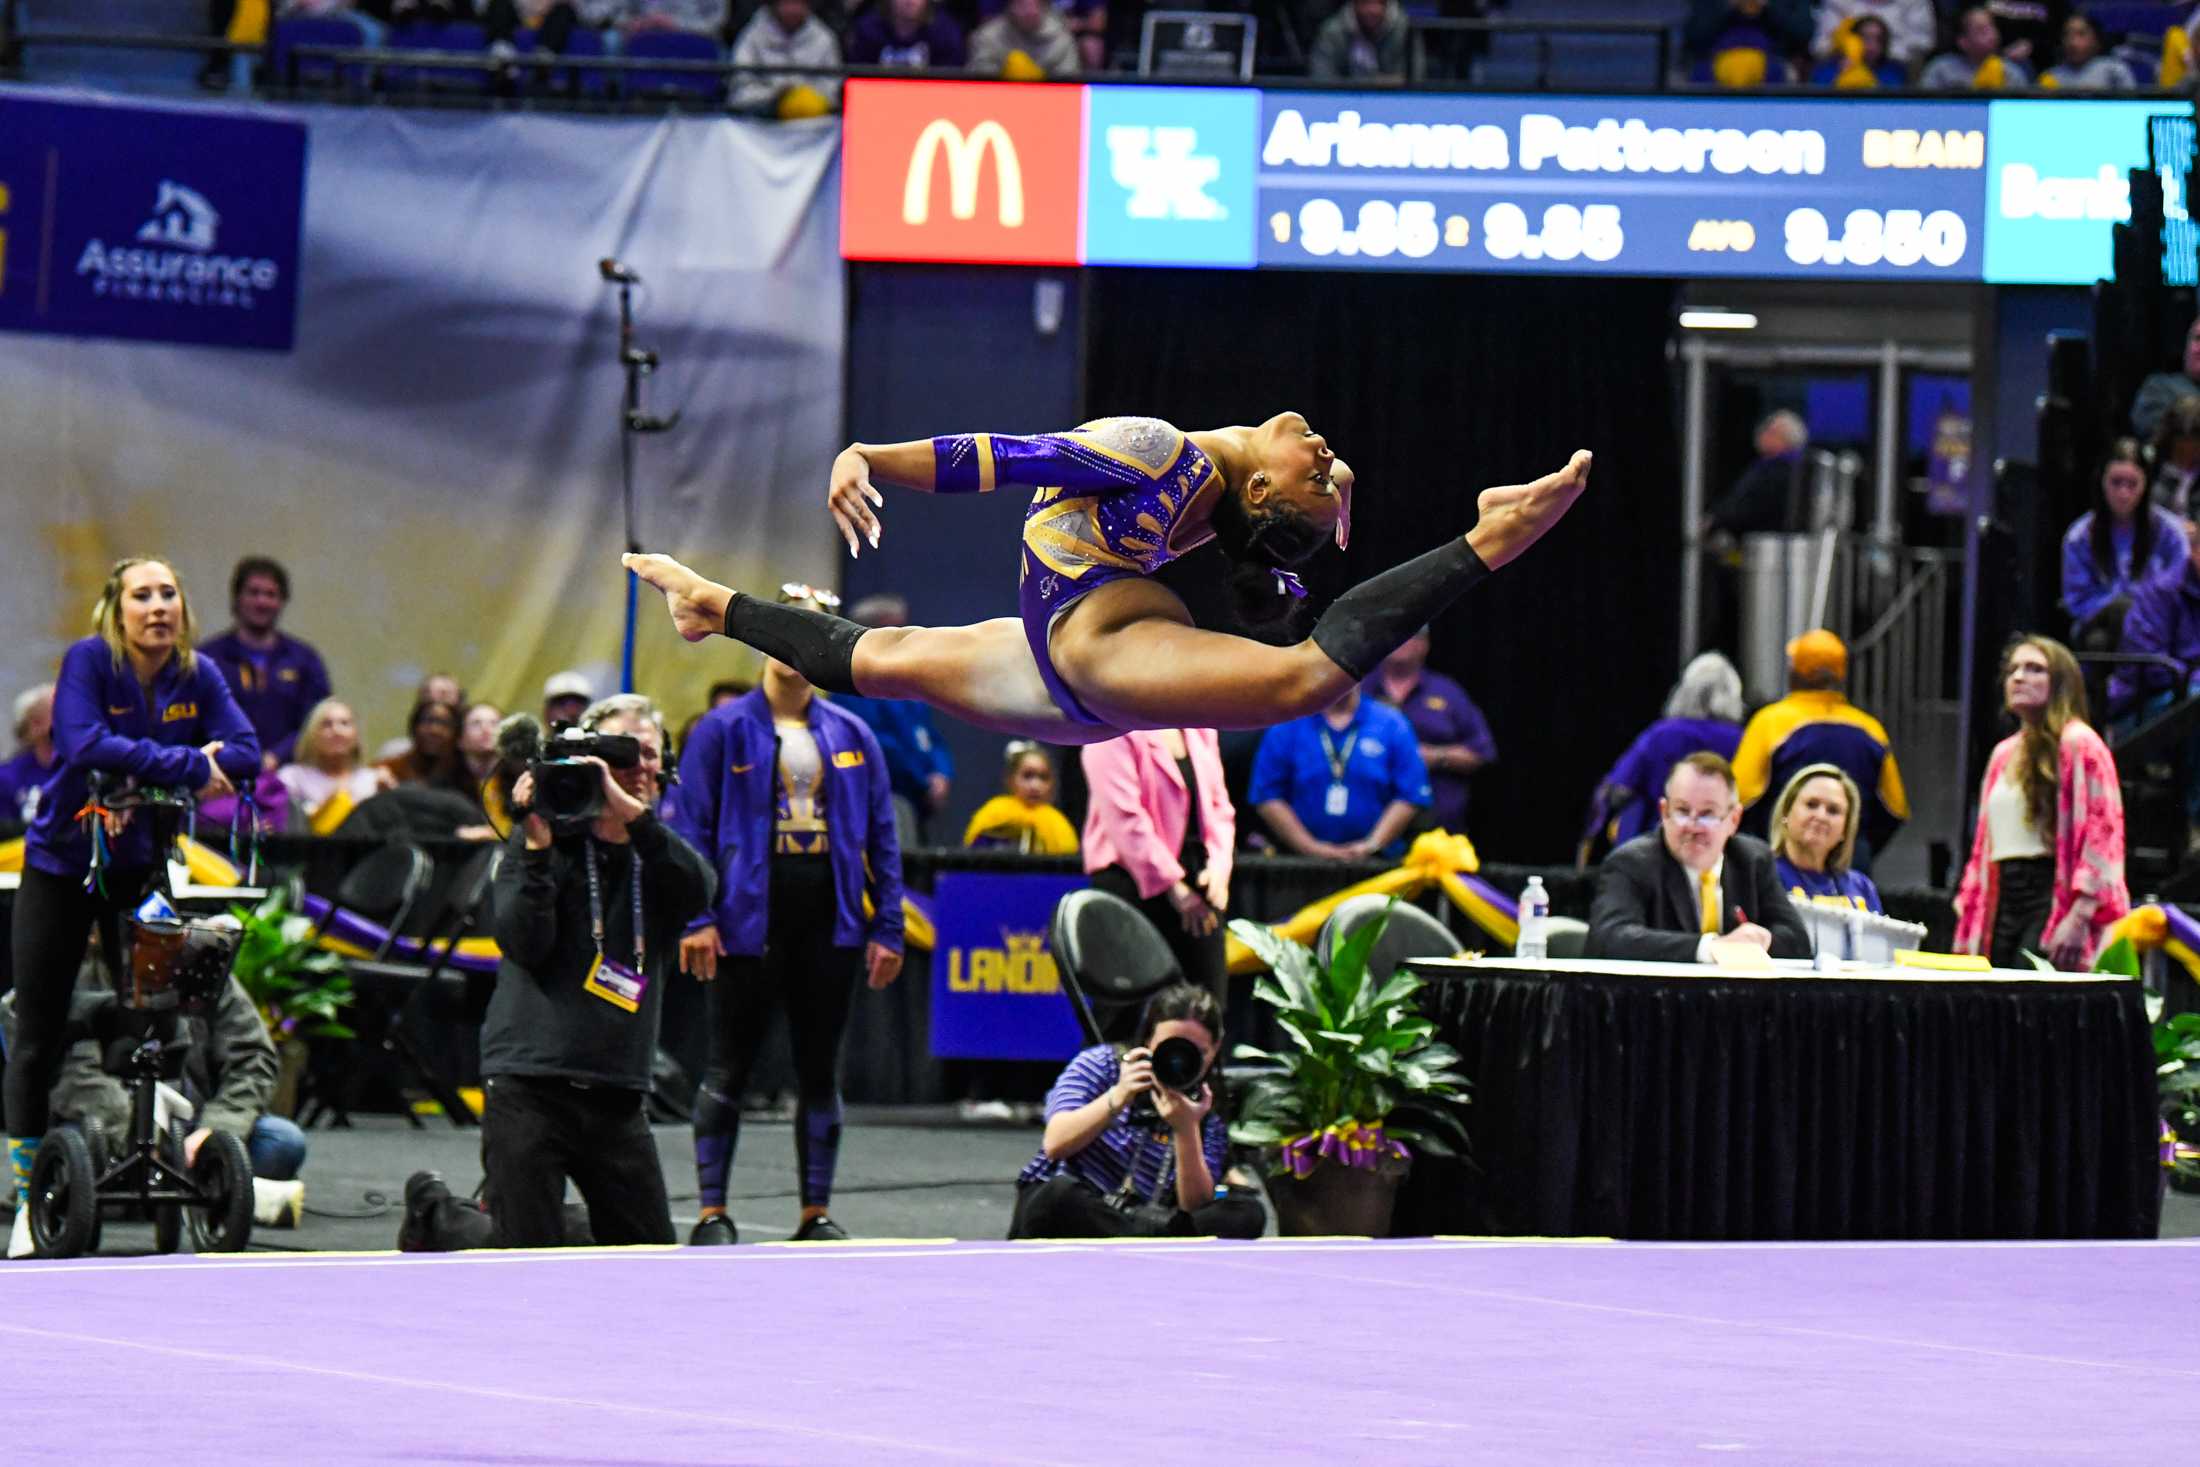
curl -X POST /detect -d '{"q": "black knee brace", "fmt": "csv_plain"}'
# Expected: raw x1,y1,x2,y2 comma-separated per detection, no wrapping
724,594,865,694
1309,538,1491,681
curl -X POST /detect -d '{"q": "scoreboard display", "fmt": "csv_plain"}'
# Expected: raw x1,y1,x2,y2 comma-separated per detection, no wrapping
1254,94,1990,280
842,79,2187,286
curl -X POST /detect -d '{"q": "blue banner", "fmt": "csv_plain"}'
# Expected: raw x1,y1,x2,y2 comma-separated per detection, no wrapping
929,871,1089,1062
0,93,307,350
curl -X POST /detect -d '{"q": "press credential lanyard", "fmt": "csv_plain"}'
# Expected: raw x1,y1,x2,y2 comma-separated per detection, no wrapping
583,841,646,971
1318,722,1357,818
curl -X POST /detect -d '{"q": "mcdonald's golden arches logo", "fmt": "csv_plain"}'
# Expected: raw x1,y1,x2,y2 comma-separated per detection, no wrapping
840,79,1081,266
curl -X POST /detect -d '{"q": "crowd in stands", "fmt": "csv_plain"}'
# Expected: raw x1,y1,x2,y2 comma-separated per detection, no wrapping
189,0,2200,103
1691,1,2197,91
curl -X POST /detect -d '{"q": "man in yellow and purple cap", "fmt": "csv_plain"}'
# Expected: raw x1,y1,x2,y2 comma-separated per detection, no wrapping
1732,629,1909,872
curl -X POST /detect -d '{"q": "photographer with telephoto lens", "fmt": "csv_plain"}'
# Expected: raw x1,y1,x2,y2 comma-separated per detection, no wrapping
1009,983,1264,1240
400,694,714,1251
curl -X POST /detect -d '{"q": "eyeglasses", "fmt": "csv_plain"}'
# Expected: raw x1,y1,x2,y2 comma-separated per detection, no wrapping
1665,806,1732,828
778,582,842,609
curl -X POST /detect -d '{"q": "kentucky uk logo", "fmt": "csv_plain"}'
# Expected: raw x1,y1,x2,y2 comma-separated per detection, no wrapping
74,179,281,310
1106,125,1226,222
945,929,1061,994
904,119,1023,227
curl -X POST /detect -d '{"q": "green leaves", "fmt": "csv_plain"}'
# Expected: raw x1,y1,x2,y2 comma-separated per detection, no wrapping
228,883,355,1042
1226,899,1471,1174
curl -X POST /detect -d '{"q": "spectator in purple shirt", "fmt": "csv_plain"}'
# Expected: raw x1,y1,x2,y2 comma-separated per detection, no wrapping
198,556,332,771
0,683,57,831
1010,984,1262,1239
1362,627,1494,836
2062,438,2188,649
1579,651,1747,864
847,0,966,67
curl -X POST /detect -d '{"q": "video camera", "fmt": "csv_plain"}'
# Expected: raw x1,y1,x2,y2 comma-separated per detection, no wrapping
499,715,642,831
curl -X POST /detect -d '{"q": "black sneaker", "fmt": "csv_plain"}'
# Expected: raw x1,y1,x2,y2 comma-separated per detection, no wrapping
792,1214,850,1242
398,1171,449,1253
688,1213,738,1246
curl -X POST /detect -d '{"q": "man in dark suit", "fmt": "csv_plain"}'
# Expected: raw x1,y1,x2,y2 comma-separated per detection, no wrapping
1586,750,1810,964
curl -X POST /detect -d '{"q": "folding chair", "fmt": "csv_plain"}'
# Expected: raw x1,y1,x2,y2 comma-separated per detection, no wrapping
1048,889,1183,1046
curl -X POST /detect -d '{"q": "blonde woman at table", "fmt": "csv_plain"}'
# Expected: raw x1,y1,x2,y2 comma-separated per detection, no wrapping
1954,636,2130,970
1770,764,1883,915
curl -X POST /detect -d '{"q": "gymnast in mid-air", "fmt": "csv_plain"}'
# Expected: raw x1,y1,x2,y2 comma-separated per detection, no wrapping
625,413,1591,744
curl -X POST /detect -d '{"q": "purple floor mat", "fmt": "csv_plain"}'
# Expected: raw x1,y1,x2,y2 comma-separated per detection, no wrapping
7,1237,2193,1465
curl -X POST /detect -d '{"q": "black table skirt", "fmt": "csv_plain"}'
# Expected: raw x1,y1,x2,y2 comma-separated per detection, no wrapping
1393,964,2163,1241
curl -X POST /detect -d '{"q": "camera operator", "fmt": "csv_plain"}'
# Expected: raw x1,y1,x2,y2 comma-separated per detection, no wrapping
1008,984,1264,1240
401,694,713,1250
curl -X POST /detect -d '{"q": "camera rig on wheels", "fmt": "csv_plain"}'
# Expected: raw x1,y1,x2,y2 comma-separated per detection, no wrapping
25,775,258,1258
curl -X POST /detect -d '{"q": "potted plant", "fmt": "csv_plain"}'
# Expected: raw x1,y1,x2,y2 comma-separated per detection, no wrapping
2154,996,2200,1194
1227,904,1471,1237
227,884,357,1118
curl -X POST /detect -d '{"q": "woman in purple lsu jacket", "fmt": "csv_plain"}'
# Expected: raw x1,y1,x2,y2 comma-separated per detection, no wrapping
7,559,258,1248
624,415,1590,743
669,590,904,1245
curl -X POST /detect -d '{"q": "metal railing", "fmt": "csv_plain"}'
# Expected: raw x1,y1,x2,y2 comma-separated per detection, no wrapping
1846,543,1960,785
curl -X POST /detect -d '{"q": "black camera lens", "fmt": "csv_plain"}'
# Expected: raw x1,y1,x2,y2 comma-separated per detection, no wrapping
1149,1036,1206,1095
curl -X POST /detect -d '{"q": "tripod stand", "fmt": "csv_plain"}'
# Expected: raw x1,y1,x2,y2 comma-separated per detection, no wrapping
602,257,680,694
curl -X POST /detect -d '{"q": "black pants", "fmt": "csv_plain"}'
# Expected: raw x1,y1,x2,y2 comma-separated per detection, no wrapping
695,855,861,1209
6,866,146,1139
1007,1174,1265,1240
1990,856,2057,970
1088,865,1227,1014
470,1074,672,1248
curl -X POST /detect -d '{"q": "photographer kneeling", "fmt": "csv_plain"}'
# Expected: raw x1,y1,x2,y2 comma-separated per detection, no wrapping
402,696,713,1250
1009,984,1264,1240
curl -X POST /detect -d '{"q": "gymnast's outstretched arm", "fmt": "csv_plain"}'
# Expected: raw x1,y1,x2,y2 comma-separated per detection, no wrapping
830,423,1189,555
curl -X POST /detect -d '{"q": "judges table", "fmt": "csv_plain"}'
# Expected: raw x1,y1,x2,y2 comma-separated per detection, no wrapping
1393,957,2163,1241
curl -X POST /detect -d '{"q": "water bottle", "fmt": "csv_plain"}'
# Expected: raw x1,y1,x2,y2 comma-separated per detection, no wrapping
1515,876,1550,962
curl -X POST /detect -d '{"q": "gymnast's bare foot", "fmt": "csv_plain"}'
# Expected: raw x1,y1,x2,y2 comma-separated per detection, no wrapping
1465,450,1593,570
623,552,731,643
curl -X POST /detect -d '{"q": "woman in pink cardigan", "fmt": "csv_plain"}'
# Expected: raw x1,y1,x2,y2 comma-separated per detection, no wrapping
1954,635,2130,969
1080,728,1236,1006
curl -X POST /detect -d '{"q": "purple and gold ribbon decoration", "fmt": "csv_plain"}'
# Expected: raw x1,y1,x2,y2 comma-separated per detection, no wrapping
1276,1118,1410,1180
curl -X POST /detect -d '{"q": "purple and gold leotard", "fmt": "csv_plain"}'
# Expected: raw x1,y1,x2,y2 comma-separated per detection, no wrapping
931,417,1218,725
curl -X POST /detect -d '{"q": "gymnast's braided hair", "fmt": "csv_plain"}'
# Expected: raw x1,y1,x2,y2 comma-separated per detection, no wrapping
1207,481,1330,637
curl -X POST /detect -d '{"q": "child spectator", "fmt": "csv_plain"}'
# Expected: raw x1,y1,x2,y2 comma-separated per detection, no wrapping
963,742,1079,855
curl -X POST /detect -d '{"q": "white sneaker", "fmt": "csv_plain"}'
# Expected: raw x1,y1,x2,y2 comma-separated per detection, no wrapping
252,1178,304,1228
7,1205,32,1259
958,1099,1014,1123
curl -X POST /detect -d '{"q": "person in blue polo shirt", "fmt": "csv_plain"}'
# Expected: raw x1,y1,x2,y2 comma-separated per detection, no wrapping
670,589,904,1246
197,555,332,769
7,557,259,1257
1250,684,1430,860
